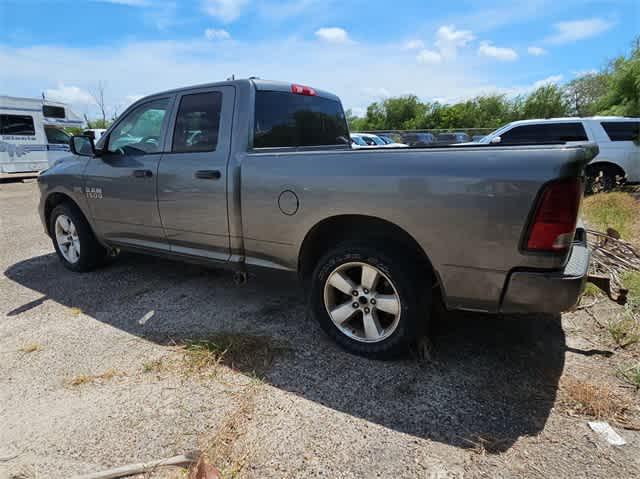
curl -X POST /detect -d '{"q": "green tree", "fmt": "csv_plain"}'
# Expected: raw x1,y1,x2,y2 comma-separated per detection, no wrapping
597,37,640,116
565,73,610,116
345,109,368,131
522,84,569,119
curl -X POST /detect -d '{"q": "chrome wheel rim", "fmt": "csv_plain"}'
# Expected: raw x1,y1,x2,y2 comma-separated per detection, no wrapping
54,215,80,264
323,261,401,343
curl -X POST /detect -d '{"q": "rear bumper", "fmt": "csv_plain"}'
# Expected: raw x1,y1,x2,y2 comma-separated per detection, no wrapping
499,242,590,314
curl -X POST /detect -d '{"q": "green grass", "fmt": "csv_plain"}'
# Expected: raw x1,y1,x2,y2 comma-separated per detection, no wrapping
617,363,640,389
582,283,603,298
181,333,286,378
608,312,640,348
623,271,640,311
582,192,639,242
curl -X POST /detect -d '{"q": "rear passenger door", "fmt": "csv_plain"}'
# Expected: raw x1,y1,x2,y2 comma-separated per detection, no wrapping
157,86,235,260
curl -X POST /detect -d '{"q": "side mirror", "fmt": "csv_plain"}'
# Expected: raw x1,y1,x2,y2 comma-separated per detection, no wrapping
69,135,95,157
490,136,502,144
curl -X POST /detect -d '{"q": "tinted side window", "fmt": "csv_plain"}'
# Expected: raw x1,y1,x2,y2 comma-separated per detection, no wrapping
172,92,222,153
42,105,66,119
553,123,588,141
500,123,587,144
254,91,349,148
108,99,168,155
601,122,640,141
0,114,36,136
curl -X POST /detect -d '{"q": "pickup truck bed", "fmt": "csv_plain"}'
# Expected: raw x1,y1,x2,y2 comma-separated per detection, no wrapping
37,78,595,358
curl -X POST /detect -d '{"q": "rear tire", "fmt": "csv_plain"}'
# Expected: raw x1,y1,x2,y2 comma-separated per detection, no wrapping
310,241,431,359
50,203,107,272
586,165,623,194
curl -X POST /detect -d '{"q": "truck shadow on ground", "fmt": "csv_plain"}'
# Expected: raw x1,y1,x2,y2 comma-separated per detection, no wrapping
5,252,577,453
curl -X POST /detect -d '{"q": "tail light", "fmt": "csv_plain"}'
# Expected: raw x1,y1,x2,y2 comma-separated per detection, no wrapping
525,177,583,253
291,84,317,96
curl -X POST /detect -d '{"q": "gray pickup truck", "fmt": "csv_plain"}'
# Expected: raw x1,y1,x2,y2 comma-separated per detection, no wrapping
38,79,595,358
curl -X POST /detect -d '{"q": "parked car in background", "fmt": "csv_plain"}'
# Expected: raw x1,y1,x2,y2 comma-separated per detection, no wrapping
83,129,107,143
40,79,597,359
350,133,378,148
471,135,486,142
478,117,640,191
400,132,436,147
0,95,83,174
351,132,408,148
354,133,386,146
435,132,471,145
378,134,409,148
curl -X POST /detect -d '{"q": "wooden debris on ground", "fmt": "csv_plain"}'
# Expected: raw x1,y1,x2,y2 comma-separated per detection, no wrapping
587,228,640,303
72,452,204,479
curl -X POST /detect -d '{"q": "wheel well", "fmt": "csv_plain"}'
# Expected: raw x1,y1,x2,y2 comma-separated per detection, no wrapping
298,214,439,288
586,161,626,179
44,193,80,235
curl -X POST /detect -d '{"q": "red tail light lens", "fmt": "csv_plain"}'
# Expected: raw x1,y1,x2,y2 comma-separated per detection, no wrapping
291,84,317,96
525,177,583,253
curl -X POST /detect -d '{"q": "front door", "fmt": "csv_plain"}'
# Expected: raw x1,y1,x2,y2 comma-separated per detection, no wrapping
84,97,172,250
157,87,234,260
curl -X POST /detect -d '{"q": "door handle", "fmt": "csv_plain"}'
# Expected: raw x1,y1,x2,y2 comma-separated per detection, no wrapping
195,170,221,180
133,169,153,178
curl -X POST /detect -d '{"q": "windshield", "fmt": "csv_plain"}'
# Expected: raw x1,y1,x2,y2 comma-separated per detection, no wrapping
478,127,502,144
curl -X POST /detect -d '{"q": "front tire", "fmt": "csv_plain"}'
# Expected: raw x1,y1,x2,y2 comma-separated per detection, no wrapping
310,242,430,359
50,203,107,272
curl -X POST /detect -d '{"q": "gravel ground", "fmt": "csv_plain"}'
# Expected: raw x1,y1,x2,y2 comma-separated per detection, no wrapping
1,181,639,478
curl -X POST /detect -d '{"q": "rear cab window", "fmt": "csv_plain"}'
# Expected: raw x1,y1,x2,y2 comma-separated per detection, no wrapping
601,122,640,142
253,89,350,149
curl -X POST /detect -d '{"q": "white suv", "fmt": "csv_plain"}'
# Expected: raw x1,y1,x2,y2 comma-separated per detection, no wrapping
479,117,640,190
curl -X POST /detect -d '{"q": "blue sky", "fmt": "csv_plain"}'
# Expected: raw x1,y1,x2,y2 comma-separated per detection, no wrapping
1,0,638,118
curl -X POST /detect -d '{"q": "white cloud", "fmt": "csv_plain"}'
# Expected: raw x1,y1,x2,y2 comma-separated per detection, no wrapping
572,68,598,77
125,94,145,104
416,49,442,64
202,0,249,23
546,18,614,44
531,74,563,89
478,41,518,61
144,2,178,30
527,46,546,56
315,27,350,44
362,87,390,98
403,39,425,50
45,84,94,105
0,37,509,118
435,25,474,59
204,28,231,40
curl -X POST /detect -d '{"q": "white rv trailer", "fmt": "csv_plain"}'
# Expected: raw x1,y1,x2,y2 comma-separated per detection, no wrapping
0,96,83,174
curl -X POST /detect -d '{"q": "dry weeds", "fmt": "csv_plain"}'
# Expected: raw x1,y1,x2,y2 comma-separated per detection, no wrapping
66,368,125,387
559,377,630,425
19,342,42,353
